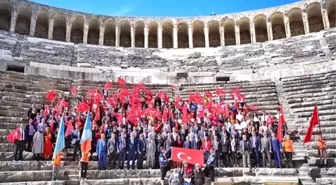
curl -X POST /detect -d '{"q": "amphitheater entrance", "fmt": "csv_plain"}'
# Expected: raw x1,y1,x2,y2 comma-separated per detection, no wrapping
0,0,12,31
254,14,268,42
326,0,335,28
307,2,324,33
70,15,84,43
15,5,32,35
271,12,286,40
87,17,100,45
239,18,251,45
135,21,144,48
53,13,66,41
223,19,236,46
35,9,49,39
120,20,131,47
162,21,173,48
288,8,305,37
148,22,157,48
209,20,220,47
177,22,188,48
192,21,205,48
103,19,115,46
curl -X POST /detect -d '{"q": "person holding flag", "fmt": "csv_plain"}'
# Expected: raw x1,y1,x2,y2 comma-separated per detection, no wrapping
159,147,170,185
317,133,328,168
205,148,216,184
80,112,92,180
52,116,65,181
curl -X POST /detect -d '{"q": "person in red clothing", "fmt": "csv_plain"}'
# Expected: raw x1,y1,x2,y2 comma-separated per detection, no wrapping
202,136,212,152
43,127,53,160
317,133,328,167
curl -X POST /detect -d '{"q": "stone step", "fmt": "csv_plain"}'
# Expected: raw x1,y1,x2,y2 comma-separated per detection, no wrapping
315,177,336,185
0,181,65,185
307,157,336,167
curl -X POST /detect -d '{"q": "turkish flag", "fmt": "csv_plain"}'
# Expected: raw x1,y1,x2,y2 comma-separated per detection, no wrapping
303,105,319,143
277,105,286,142
171,147,204,166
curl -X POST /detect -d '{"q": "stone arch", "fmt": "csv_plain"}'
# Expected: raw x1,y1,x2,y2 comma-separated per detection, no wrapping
223,19,235,46
326,0,336,28
53,13,66,41
307,2,324,32
288,8,305,36
239,17,251,45
192,20,205,48
148,22,158,48
270,12,286,40
254,14,268,42
162,20,173,48
88,17,100,45
15,4,32,35
35,9,49,38
103,19,115,46
177,21,188,48
208,20,220,47
135,21,144,47
70,15,85,43
119,20,131,47
0,0,12,31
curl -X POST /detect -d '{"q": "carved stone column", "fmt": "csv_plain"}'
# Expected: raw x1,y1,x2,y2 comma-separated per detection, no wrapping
235,22,240,45
83,21,89,44
267,18,273,41
29,11,37,36
66,21,71,42
173,24,178,48
188,24,193,48
284,14,291,38
10,10,17,32
99,25,105,46
144,24,149,48
204,25,209,48
130,25,135,47
322,9,330,29
115,25,120,47
48,18,54,39
158,24,163,48
220,25,225,46
250,20,256,43
302,11,309,34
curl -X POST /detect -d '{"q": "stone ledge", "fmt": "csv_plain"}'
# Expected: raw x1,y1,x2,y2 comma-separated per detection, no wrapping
0,181,65,185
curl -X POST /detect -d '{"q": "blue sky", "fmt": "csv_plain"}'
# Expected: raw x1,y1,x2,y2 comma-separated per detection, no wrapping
31,0,300,17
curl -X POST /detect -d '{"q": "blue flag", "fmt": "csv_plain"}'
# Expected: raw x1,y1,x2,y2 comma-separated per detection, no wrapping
52,116,65,161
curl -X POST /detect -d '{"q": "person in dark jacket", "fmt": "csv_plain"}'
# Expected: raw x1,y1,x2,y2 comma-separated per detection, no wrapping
192,163,205,185
137,133,146,169
205,148,216,184
159,147,170,185
127,133,138,169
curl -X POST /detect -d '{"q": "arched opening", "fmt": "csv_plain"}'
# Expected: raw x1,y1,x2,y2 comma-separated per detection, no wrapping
35,9,49,38
148,22,157,48
53,13,66,41
177,22,188,48
103,19,115,46
119,20,131,47
70,15,84,43
271,12,286,40
15,5,32,35
0,0,12,31
223,19,236,46
162,21,173,48
208,20,220,47
88,17,100,45
135,21,144,48
307,2,324,32
239,18,251,45
288,8,305,36
192,20,205,48
254,14,268,42
326,0,336,28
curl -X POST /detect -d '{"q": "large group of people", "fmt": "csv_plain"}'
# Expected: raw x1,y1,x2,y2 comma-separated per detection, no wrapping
9,80,328,184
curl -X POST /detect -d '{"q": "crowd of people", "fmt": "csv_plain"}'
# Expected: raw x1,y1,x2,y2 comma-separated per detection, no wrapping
9,80,329,185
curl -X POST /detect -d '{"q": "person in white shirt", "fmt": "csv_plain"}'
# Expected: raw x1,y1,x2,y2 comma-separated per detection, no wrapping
236,110,244,122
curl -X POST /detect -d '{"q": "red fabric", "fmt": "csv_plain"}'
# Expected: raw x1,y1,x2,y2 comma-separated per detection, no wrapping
171,147,204,166
205,91,213,99
248,105,259,111
77,102,90,112
43,133,53,157
117,77,126,87
45,89,57,102
7,128,18,144
104,82,113,89
43,105,50,117
303,105,319,143
215,88,225,97
201,140,212,151
266,114,274,125
170,85,176,89
277,105,286,142
70,87,78,95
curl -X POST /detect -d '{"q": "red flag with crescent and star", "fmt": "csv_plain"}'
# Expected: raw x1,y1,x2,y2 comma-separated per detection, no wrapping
171,147,204,166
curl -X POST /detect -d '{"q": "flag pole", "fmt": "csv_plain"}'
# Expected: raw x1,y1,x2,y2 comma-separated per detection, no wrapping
316,104,322,137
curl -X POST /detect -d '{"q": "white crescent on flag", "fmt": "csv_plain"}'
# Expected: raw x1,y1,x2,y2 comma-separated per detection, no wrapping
177,152,192,161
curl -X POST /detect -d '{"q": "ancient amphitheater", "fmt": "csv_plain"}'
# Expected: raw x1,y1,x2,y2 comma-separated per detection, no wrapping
0,0,335,184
